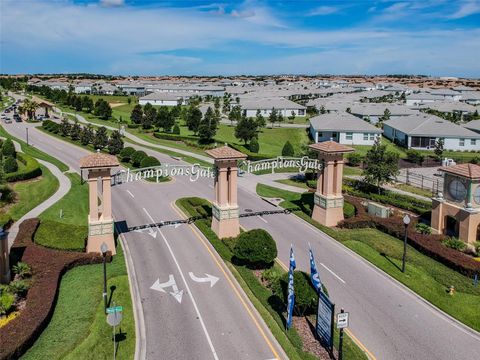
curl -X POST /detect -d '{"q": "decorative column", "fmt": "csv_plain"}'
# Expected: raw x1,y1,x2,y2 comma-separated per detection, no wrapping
0,228,10,284
80,152,119,255
309,141,354,227
206,146,247,238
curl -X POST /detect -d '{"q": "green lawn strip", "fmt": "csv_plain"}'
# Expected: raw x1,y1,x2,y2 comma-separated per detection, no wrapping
343,166,363,177
21,246,134,360
34,173,88,250
6,164,59,221
256,184,480,331
176,198,366,360
275,178,310,189
393,183,433,198
0,125,69,172
352,137,408,158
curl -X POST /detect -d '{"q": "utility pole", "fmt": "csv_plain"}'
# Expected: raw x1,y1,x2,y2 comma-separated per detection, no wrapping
26,127,29,146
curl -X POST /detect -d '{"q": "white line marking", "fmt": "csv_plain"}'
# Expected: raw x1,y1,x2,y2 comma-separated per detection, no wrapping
320,263,346,284
126,190,135,198
208,184,214,189
257,215,268,223
143,208,219,360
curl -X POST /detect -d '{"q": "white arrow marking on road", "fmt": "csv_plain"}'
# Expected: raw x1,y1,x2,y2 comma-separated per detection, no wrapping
150,274,184,303
133,227,157,238
188,272,220,288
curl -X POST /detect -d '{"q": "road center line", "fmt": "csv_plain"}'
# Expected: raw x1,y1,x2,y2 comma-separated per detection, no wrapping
257,215,268,223
143,207,219,360
126,190,135,198
320,263,346,284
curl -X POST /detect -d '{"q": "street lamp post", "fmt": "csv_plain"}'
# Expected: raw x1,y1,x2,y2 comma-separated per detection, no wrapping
26,128,29,146
101,242,108,313
402,215,411,273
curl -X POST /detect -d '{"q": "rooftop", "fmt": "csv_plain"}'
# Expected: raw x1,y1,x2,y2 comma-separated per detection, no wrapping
440,163,480,179
309,141,354,154
309,112,382,133
79,152,120,169
205,146,247,160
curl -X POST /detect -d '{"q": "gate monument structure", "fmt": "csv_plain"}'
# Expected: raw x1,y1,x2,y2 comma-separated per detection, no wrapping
206,146,247,238
309,141,354,227
80,151,119,255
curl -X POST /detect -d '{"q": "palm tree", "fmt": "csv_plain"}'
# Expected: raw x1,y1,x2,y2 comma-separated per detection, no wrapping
22,99,39,120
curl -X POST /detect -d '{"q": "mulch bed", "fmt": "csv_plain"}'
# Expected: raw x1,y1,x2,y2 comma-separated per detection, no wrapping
0,218,107,360
293,316,336,360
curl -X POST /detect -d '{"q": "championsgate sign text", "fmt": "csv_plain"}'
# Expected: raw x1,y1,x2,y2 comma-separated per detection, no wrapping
241,157,323,174
118,164,216,183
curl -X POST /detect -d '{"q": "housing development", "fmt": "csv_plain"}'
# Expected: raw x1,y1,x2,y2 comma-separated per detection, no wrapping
1,1,480,360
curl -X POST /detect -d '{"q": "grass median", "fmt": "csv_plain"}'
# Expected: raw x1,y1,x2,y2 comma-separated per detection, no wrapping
256,183,480,332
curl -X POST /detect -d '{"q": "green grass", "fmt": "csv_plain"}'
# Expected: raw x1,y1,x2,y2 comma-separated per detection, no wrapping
275,178,310,189
255,184,480,331
352,136,408,158
176,197,367,360
393,183,433,198
3,164,59,221
0,125,69,172
34,173,88,250
343,166,363,177
21,246,134,360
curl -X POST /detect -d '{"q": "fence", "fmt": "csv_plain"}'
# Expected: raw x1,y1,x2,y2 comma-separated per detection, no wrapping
394,169,443,196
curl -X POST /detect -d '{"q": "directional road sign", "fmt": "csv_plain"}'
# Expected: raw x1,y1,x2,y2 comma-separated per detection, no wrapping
106,306,123,314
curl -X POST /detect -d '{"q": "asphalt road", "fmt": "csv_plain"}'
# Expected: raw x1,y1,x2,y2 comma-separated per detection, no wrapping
4,112,480,359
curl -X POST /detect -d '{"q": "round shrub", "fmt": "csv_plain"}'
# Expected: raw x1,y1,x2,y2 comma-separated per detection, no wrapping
3,156,18,173
249,138,259,153
140,156,161,168
172,124,180,134
233,229,277,267
347,153,363,167
0,292,15,315
281,141,294,157
119,146,135,162
271,270,319,315
2,139,16,158
131,150,147,167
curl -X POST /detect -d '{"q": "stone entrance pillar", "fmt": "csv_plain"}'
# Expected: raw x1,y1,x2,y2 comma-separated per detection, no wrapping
0,229,10,284
206,146,247,238
80,151,119,255
309,141,354,227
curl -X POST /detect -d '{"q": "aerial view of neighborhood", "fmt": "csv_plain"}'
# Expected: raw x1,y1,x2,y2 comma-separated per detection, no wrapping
1,0,479,359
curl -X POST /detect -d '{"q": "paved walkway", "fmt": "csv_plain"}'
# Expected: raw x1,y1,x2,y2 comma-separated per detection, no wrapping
5,139,72,248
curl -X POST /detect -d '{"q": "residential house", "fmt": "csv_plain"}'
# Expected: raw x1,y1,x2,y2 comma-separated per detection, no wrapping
240,97,306,117
350,104,417,124
139,92,189,106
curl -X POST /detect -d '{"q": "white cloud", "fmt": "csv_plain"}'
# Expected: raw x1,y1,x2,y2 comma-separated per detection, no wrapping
448,0,480,19
308,6,340,16
99,0,125,7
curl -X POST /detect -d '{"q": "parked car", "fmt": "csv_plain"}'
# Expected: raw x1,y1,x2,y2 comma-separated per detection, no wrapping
4,118,12,124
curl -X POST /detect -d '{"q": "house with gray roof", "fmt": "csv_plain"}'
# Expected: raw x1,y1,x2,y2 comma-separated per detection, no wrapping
350,104,417,124
461,92,480,105
239,97,306,117
309,112,382,145
406,93,445,106
383,114,480,151
139,92,191,106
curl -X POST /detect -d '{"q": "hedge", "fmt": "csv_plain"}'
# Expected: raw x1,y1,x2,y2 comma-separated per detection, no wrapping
0,219,105,360
228,143,277,161
153,132,198,142
339,195,480,277
5,153,42,182
131,150,147,167
140,156,161,168
233,229,277,267
3,156,18,173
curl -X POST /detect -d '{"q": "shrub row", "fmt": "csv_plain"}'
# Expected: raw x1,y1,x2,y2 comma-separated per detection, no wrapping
339,195,480,277
0,219,105,360
228,143,277,161
5,153,42,182
343,179,431,214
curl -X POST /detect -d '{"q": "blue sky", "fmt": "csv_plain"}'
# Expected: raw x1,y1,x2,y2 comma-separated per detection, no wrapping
1,0,480,77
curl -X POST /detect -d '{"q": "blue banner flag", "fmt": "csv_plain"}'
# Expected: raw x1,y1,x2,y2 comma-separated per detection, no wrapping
309,246,322,293
286,245,296,330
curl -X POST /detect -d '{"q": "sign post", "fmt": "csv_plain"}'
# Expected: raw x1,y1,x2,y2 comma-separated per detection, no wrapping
336,308,349,360
316,291,335,353
106,302,123,360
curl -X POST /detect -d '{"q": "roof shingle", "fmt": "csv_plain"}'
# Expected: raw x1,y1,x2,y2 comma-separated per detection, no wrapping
205,146,247,160
79,152,120,169
440,163,480,179
309,141,354,154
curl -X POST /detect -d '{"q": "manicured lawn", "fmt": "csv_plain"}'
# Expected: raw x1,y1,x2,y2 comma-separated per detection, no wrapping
6,164,59,221
343,165,363,177
352,136,408,158
21,246,134,360
256,184,480,331
34,173,88,250
393,183,433,198
275,178,310,189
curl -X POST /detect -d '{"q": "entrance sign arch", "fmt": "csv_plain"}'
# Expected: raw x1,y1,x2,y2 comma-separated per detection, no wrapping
309,141,354,227
80,152,119,255
205,146,247,239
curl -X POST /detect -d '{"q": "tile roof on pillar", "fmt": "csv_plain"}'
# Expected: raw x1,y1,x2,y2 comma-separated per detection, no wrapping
440,163,480,179
79,151,120,169
309,141,354,154
205,146,247,160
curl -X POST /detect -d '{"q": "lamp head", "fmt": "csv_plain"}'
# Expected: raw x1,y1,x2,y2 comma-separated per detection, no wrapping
100,242,108,254
403,214,411,225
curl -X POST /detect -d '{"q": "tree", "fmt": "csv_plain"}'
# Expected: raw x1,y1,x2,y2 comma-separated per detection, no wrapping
130,104,143,124
1,139,16,158
60,117,71,137
214,97,221,112
288,110,296,123
255,109,266,129
268,107,278,127
228,105,242,126
320,105,326,114
93,126,109,150
108,130,124,155
249,137,259,153
186,105,202,135
70,121,81,141
143,106,156,129
155,107,174,132
94,99,112,119
131,150,147,167
80,124,94,146
119,146,135,162
282,141,294,157
379,108,391,123
4,156,18,173
74,96,83,112
140,156,161,168
82,96,94,113
233,229,277,268
234,115,258,144
346,107,351,113
363,138,399,191
127,97,132,105
198,107,217,144
434,138,444,161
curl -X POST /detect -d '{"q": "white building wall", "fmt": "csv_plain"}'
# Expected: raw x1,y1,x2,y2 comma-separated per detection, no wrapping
139,99,179,106
312,130,379,145
406,99,435,106
244,108,306,118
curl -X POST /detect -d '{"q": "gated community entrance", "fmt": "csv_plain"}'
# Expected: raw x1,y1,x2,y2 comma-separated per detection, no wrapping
78,141,354,254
